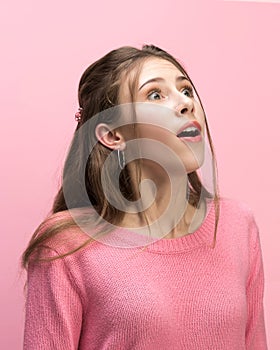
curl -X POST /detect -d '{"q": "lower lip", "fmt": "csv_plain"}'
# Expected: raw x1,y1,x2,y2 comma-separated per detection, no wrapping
178,134,202,143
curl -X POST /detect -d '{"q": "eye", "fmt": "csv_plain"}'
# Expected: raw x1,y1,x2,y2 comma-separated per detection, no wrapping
181,86,194,98
147,89,162,101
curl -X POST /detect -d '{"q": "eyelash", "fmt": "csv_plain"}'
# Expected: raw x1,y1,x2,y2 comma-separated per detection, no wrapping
147,89,162,100
147,86,194,100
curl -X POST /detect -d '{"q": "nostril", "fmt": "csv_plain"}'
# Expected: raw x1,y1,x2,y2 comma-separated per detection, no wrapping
180,108,188,114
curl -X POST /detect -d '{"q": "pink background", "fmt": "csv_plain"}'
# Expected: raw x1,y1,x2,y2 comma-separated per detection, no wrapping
0,0,279,348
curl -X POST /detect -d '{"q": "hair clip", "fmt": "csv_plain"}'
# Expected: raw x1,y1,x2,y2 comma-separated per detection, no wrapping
75,107,83,122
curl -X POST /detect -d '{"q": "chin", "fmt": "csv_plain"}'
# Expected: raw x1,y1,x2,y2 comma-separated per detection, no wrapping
185,164,201,174
183,149,205,174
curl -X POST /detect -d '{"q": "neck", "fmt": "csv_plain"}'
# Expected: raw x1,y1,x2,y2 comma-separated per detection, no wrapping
120,164,206,239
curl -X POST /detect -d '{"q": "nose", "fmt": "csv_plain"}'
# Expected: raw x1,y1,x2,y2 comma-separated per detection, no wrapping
175,96,194,116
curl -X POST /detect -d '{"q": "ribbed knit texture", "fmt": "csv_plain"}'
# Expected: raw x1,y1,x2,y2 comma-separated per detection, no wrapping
23,197,268,349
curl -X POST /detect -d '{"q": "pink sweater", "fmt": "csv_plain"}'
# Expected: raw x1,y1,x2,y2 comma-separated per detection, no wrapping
23,198,268,349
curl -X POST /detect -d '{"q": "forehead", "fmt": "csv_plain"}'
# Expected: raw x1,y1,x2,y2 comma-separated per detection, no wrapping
137,58,184,85
118,57,185,103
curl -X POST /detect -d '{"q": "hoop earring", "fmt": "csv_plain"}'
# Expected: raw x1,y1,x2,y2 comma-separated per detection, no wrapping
117,149,126,170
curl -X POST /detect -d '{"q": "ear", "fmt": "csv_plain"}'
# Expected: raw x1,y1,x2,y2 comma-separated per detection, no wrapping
95,123,126,151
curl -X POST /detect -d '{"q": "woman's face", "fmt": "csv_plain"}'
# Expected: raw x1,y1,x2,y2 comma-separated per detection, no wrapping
119,57,206,174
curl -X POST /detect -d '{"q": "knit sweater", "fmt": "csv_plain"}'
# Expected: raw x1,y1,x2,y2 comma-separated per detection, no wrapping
23,197,268,349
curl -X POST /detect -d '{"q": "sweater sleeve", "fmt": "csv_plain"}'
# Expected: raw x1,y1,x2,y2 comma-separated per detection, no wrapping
23,249,83,350
245,214,268,350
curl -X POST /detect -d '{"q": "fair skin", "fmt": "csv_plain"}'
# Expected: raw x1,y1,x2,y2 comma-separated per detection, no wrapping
96,58,207,238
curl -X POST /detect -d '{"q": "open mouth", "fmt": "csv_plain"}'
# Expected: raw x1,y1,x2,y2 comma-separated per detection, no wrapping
177,126,200,138
176,121,202,142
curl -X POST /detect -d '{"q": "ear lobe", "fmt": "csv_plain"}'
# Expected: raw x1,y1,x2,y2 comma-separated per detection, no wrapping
95,123,126,150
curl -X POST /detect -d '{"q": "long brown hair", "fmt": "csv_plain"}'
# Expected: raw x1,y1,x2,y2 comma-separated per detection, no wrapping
21,44,220,271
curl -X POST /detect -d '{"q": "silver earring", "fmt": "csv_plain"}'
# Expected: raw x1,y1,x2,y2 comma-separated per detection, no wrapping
117,149,126,170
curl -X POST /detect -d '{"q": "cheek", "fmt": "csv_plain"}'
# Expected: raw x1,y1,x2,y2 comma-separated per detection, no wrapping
137,125,172,142
196,102,205,120
196,107,206,135
137,125,190,159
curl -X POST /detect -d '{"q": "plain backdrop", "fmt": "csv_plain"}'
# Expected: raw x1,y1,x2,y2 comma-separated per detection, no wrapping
0,0,279,348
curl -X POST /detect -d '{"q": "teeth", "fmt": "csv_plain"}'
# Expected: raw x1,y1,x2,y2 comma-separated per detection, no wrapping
183,126,197,132
177,125,200,138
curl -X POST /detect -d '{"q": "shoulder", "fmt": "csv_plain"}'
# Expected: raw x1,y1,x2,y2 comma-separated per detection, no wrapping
218,196,255,221
217,196,260,245
33,208,96,260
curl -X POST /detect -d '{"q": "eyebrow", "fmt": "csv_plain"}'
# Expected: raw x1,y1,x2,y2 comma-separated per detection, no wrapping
138,75,189,91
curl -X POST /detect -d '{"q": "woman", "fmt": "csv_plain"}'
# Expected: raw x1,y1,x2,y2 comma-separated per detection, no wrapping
21,45,268,349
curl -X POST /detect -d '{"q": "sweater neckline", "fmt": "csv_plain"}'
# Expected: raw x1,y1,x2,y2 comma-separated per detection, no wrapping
143,199,216,253
99,199,217,253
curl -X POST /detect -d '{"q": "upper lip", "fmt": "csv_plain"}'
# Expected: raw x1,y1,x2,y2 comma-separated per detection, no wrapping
176,120,201,136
